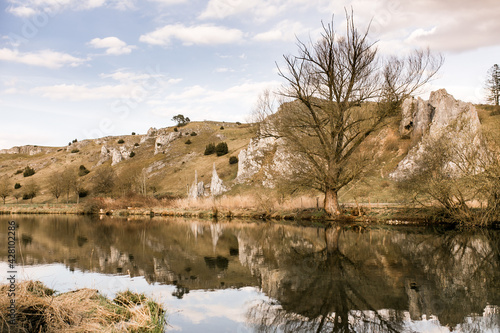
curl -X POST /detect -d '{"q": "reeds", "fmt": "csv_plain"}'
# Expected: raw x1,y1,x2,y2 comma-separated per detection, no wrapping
0,280,165,332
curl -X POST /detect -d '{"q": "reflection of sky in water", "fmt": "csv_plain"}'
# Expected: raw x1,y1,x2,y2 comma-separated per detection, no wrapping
1,262,497,333
0,263,262,332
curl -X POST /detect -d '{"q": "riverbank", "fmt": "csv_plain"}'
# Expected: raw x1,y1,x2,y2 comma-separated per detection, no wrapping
1,201,494,227
0,280,165,332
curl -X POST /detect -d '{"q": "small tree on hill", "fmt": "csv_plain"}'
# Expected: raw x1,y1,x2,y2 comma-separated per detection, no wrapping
48,172,63,203
485,64,500,106
23,180,39,203
215,142,228,156
23,166,35,177
204,143,216,155
0,176,11,204
172,114,190,127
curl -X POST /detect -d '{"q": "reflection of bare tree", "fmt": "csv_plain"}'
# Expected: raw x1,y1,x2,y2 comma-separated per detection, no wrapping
247,226,407,333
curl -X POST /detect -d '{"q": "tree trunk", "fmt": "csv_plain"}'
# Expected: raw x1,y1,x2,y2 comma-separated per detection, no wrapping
325,225,341,254
324,188,341,215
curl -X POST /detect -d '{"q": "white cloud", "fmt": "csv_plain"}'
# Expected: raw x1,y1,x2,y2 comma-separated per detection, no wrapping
214,67,235,73
253,20,305,42
147,0,187,4
6,0,132,17
31,83,136,100
0,48,87,68
89,37,136,55
6,5,37,17
139,24,244,46
198,0,287,21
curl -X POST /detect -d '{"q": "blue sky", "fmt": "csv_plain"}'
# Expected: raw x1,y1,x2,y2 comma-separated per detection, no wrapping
1,0,499,149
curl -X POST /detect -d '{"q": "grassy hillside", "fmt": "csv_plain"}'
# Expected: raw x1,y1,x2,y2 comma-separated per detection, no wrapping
0,106,498,207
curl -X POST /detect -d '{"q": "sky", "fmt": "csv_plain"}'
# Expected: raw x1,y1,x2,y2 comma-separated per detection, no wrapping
0,0,499,149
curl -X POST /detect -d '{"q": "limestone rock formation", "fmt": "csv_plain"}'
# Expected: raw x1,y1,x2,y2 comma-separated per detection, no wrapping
210,163,228,196
236,136,278,183
0,145,53,155
140,127,157,144
154,131,181,155
188,171,205,199
391,89,485,180
98,145,133,166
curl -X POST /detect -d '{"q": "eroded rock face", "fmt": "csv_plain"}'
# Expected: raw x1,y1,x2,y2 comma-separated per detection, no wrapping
98,145,133,166
140,127,158,144
391,89,485,180
210,163,228,196
0,145,52,155
236,136,278,183
154,131,181,155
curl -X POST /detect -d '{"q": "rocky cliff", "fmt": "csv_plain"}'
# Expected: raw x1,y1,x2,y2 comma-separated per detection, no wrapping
390,89,485,180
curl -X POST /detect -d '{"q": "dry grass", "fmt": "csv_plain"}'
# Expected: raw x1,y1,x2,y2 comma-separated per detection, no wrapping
0,280,165,333
171,194,321,212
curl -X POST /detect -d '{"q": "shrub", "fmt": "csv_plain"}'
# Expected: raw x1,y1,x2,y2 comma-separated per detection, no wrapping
185,139,192,145
156,143,161,147
220,126,224,130
204,143,216,155
78,165,90,176
71,149,80,153
22,194,30,200
117,139,125,144
23,166,35,177
229,156,238,164
173,127,178,132
134,143,139,147
131,132,136,135
190,132,197,136
129,151,136,158
14,170,22,175
216,142,228,156
14,183,21,189
72,139,78,143
236,122,241,125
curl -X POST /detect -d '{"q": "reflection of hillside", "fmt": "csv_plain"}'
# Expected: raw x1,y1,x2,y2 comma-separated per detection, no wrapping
0,216,498,331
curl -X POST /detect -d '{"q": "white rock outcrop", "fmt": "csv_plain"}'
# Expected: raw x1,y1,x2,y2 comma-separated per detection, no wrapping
390,89,485,180
236,136,278,183
154,132,181,155
210,163,228,196
0,145,53,155
98,145,133,166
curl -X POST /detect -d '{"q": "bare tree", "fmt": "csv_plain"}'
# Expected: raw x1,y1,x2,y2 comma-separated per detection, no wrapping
48,172,63,203
485,64,500,106
61,168,76,203
24,179,39,203
0,176,11,204
259,12,442,215
92,165,116,195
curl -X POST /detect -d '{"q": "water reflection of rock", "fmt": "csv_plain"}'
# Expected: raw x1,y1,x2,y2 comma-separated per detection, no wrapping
1,216,498,331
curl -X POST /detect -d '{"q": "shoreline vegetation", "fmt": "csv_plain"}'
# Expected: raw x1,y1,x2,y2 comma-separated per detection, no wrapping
0,195,498,228
0,280,165,333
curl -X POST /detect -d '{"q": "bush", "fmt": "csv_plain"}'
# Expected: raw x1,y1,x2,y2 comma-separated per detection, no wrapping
229,156,238,164
23,166,35,177
14,170,22,175
190,132,197,136
14,183,21,189
129,151,136,157
216,142,228,156
185,140,192,145
157,143,161,147
204,143,216,155
173,127,178,132
117,139,125,144
131,132,136,135
78,165,90,176
236,122,241,125
134,143,139,147
22,194,30,200
72,139,78,143
220,126,224,130
71,149,80,153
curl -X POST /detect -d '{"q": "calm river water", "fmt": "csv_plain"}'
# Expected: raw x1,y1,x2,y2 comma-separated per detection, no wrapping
0,215,499,332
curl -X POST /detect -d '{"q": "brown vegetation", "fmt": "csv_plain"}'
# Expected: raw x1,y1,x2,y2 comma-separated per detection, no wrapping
0,280,165,333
